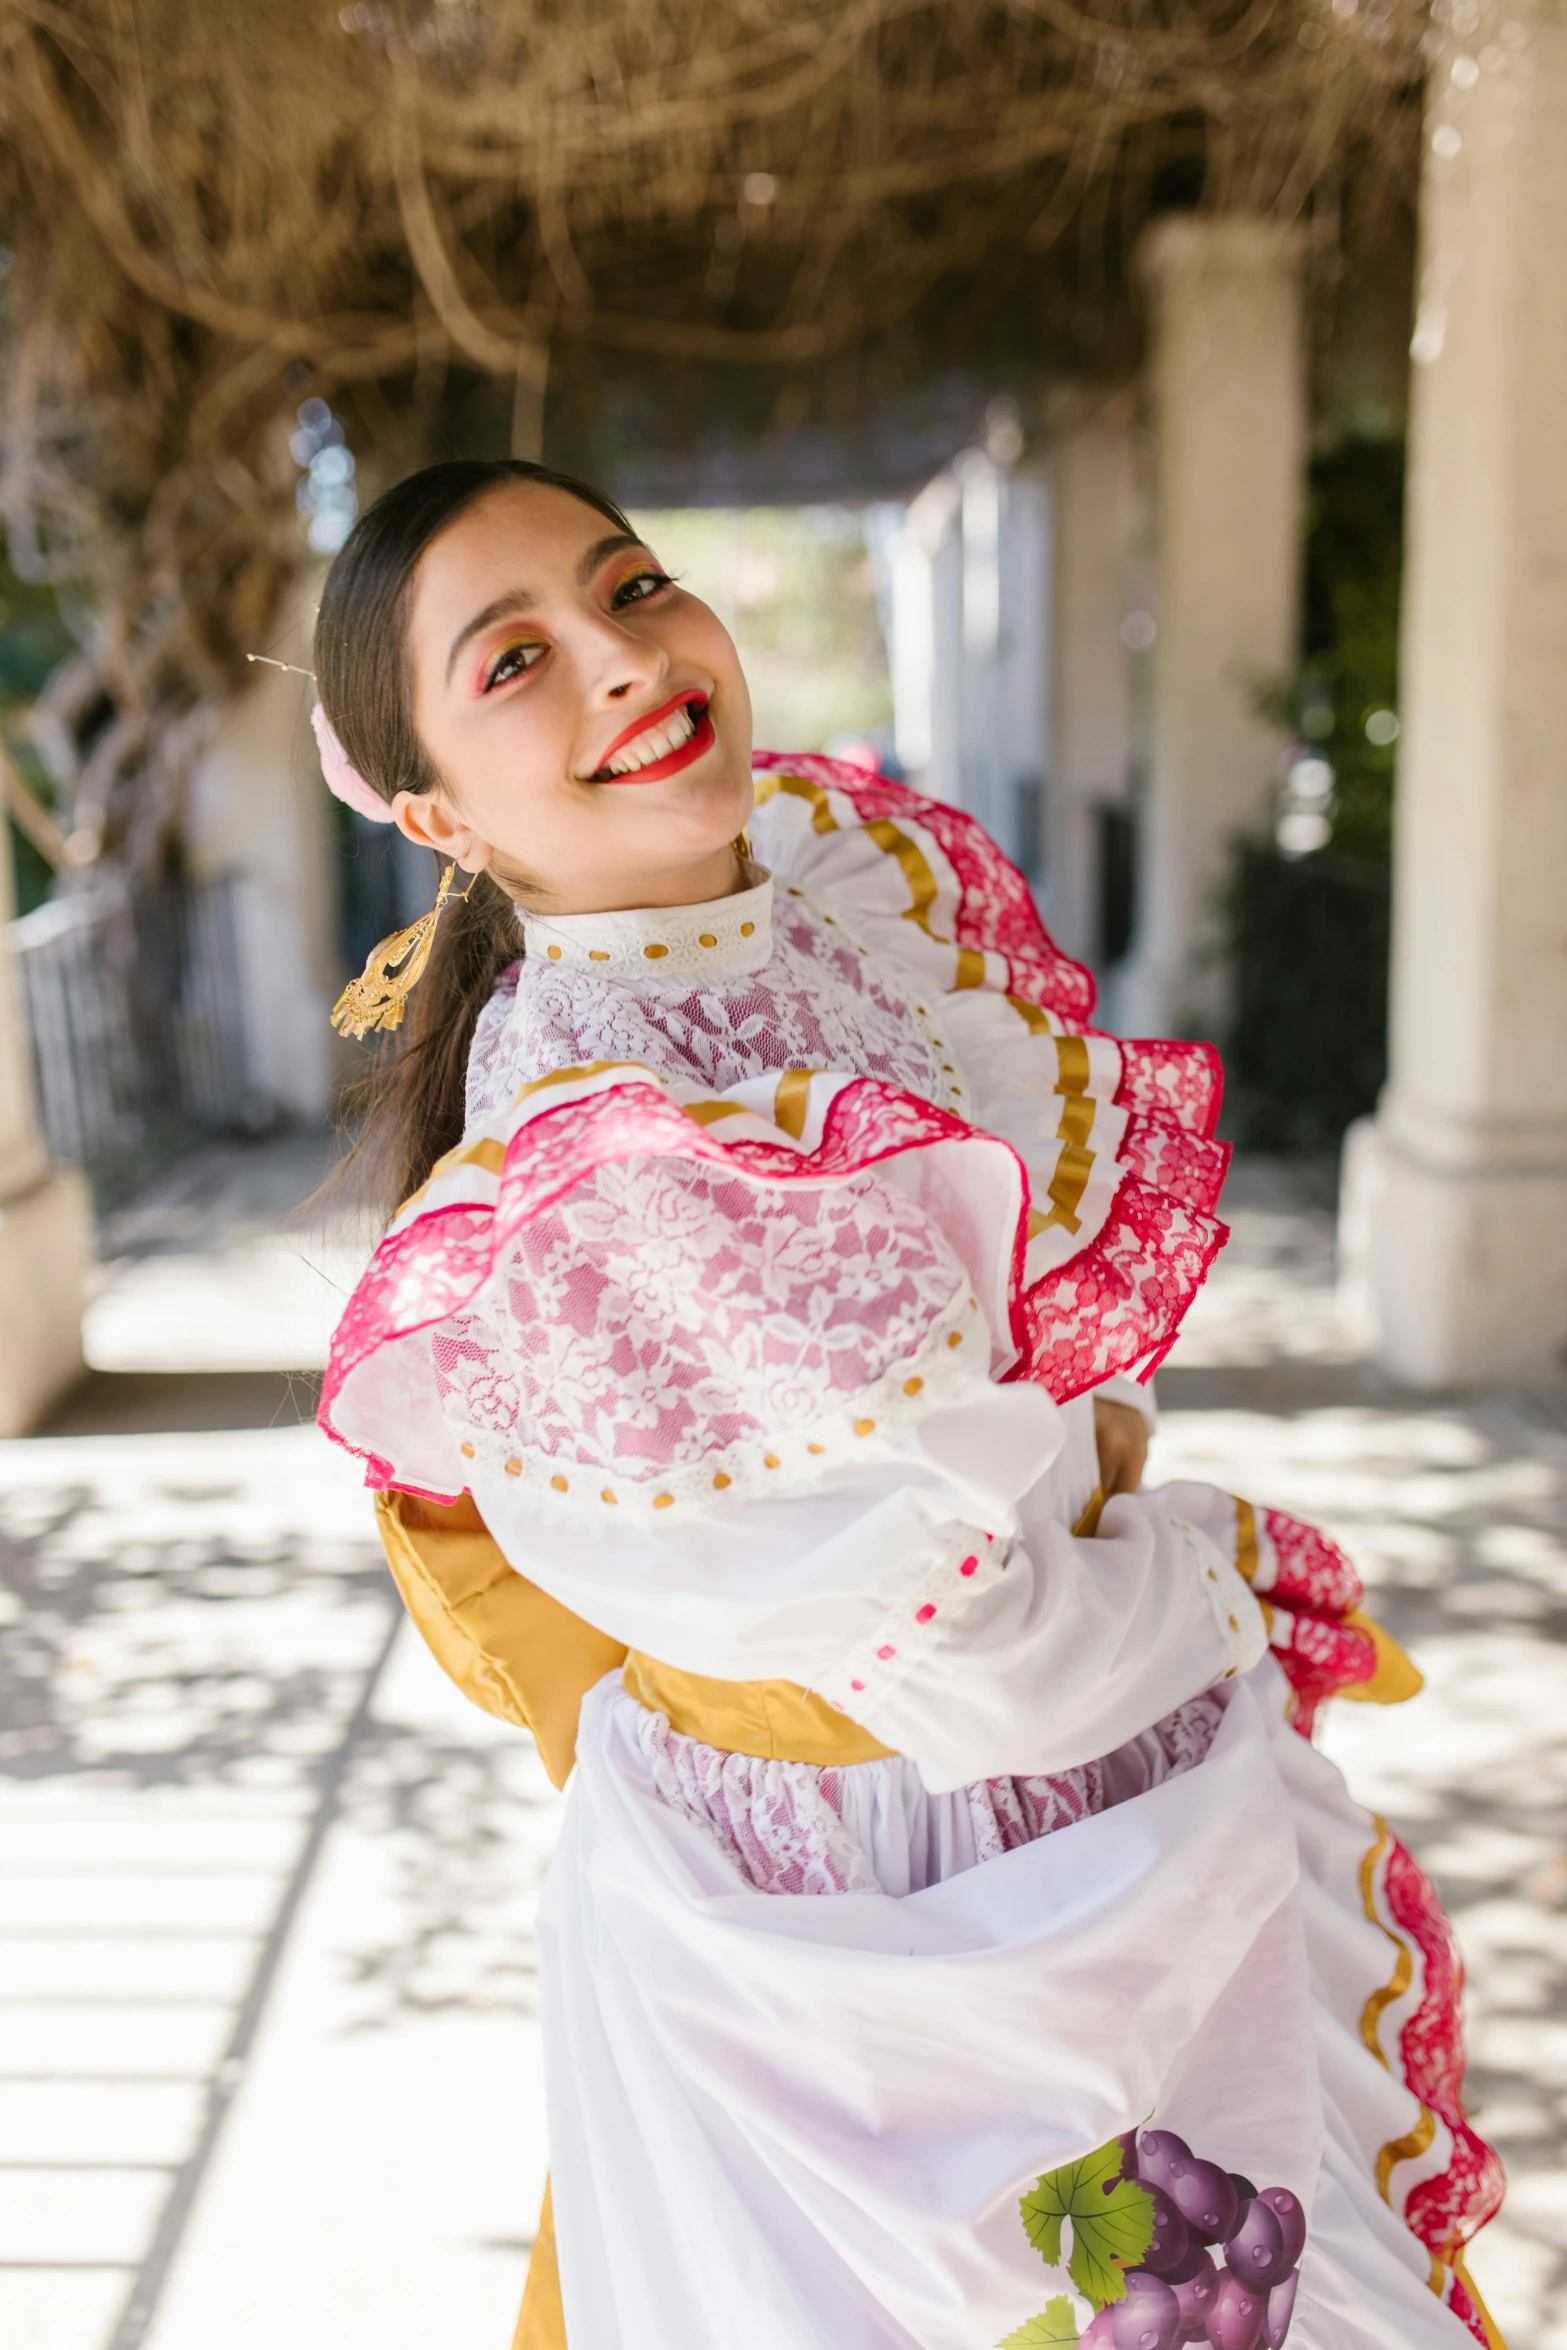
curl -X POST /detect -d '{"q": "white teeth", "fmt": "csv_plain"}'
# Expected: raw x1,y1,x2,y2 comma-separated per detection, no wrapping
603,702,697,777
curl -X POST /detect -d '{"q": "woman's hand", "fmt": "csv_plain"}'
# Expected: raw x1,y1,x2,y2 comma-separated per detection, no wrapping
1093,1397,1149,1501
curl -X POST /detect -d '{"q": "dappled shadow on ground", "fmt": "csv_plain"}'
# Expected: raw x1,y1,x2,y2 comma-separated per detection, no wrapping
0,1467,385,1790
334,1721,552,2028
0,1434,556,2031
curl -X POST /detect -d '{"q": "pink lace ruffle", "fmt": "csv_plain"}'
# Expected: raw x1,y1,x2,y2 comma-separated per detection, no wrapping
1256,1507,1392,1741
321,1070,1229,1492
633,1692,1227,1899
1263,1507,1363,1615
1111,1032,1225,1137
752,751,1098,1024
1374,1835,1506,2345
321,753,1234,1493
1014,1173,1229,1399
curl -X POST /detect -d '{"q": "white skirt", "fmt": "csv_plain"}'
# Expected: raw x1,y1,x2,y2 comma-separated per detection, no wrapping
537,1662,1479,2350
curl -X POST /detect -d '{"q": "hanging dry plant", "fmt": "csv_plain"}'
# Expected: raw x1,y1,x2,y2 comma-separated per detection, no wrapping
0,0,1427,872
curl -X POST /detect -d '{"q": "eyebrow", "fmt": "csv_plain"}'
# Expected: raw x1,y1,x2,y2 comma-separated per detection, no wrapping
443,532,650,686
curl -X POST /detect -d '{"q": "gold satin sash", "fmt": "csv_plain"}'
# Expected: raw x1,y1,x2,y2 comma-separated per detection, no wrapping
621,1652,896,1765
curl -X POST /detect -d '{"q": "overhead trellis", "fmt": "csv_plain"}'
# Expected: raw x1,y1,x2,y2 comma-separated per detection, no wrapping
0,0,1428,870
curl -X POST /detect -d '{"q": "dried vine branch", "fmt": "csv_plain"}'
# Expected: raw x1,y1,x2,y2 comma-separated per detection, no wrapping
0,0,1428,872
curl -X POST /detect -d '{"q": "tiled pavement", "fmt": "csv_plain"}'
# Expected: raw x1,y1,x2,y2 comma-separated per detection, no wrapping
0,1142,1561,2346
0,1424,559,2350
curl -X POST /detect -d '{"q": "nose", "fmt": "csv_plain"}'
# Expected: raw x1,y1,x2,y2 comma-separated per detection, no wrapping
578,605,668,707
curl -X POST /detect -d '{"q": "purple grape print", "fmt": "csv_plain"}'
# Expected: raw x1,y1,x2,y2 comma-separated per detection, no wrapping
1263,2268,1299,2349
1253,2188,1306,2272
1171,2256,1219,2343
1166,2158,1239,2247
1108,2272,1182,2350
1135,2131,1192,2196
1139,2190,1193,2278
1011,2130,1307,2350
1204,2266,1265,2350
1222,2197,1289,2291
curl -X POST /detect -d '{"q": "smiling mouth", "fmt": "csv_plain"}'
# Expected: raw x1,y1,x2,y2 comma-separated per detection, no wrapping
588,693,713,784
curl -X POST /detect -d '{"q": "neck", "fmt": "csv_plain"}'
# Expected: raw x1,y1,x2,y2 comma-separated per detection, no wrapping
508,841,745,917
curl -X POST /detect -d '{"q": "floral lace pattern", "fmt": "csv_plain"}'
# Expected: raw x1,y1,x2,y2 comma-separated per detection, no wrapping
1375,1834,1506,2309
322,750,1235,1494
1110,1033,1225,1136
1259,1507,1363,1614
632,1689,1226,1897
1251,1507,1380,1740
635,1720,883,1897
430,1161,984,1507
1116,1113,1230,1214
466,888,946,1135
1016,1176,1228,1396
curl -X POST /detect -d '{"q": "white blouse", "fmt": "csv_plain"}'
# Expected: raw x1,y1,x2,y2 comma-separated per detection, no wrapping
322,757,1263,1790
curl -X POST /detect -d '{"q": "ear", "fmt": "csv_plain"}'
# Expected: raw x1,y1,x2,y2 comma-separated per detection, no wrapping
390,787,492,875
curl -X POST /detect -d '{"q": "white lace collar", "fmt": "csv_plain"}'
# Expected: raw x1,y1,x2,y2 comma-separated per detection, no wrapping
515,862,773,979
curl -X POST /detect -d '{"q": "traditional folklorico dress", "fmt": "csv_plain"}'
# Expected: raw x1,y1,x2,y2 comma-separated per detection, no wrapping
320,755,1506,2350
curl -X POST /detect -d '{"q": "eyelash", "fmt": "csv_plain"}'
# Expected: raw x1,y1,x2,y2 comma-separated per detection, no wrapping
480,568,673,692
612,566,674,608
483,641,545,693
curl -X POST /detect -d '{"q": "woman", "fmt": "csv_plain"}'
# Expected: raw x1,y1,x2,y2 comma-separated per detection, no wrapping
314,459,1504,2350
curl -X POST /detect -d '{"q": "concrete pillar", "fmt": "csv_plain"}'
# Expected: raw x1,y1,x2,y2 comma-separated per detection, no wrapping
185,582,345,1123
1345,10,1567,1386
0,837,90,1431
1044,394,1138,970
1118,217,1306,1037
883,472,963,803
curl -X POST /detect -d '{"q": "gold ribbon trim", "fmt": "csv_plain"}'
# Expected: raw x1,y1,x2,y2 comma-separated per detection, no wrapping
772,1067,816,1139
754,770,970,964
1357,1815,1446,2233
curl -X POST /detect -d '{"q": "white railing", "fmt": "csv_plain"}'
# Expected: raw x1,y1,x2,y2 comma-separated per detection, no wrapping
8,872,256,1197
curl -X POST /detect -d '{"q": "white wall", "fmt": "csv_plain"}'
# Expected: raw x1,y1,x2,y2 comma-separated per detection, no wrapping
184,585,345,1124
878,442,1051,882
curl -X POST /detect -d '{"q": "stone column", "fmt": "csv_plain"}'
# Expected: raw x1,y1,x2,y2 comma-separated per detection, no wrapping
0,840,90,1432
185,579,345,1123
1044,393,1138,970
1117,217,1306,1037
1345,9,1567,1384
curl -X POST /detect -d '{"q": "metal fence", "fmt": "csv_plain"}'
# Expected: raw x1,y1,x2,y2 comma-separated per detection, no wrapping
8,872,257,1202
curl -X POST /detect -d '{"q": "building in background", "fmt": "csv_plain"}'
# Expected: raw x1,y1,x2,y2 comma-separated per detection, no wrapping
872,410,1052,893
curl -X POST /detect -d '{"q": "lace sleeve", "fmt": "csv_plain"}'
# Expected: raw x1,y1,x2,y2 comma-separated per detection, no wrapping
431,1150,989,1519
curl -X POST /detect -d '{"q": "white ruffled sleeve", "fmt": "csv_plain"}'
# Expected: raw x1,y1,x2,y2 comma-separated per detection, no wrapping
321,1056,1263,1786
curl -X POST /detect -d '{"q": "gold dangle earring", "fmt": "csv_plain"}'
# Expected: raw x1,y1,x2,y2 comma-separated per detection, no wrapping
331,863,476,1040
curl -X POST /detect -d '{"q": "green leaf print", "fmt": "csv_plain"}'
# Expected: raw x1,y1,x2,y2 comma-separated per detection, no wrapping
997,2296,1081,2347
1018,2138,1155,2311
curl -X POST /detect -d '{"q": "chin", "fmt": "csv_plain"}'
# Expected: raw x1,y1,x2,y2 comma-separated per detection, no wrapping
642,760,751,838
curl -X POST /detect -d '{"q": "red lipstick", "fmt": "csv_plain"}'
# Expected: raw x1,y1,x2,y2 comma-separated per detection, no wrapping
589,693,714,785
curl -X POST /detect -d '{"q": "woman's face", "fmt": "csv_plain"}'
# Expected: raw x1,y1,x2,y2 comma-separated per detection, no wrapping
397,480,755,912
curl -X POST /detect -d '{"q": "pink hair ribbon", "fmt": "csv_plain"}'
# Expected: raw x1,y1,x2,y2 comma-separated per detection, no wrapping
311,701,395,824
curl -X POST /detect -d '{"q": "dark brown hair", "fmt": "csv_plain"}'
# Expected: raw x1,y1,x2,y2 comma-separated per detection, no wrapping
316,459,635,1215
